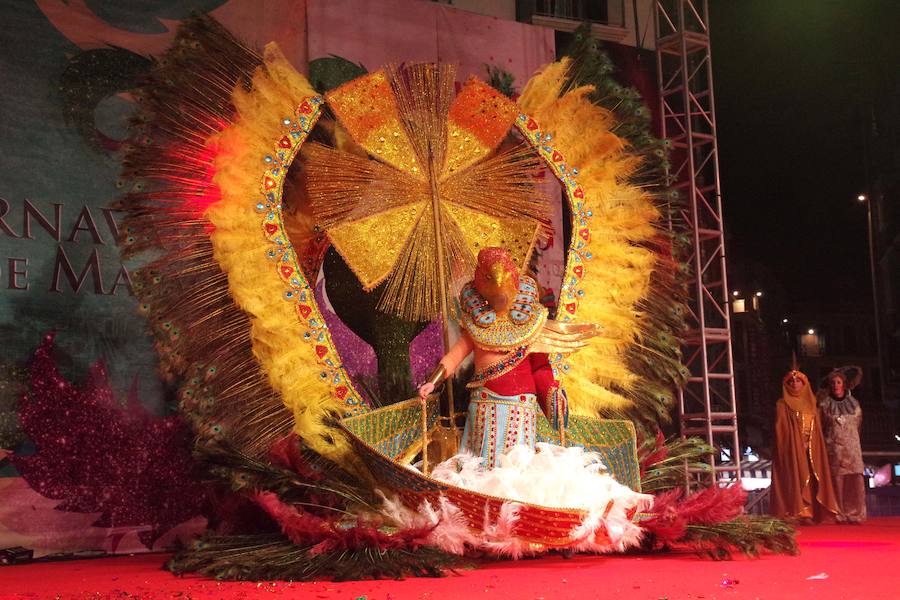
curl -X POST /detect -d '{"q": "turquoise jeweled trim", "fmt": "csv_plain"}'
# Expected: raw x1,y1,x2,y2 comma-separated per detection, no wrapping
256,95,366,416
458,275,548,353
459,387,538,468
514,115,594,380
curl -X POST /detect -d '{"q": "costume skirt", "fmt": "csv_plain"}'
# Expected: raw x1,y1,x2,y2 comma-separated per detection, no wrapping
459,387,537,468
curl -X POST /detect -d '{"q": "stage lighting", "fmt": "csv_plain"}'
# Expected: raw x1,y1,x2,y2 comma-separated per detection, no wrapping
807,328,815,335
857,194,867,202
732,290,740,297
782,318,789,323
868,464,892,487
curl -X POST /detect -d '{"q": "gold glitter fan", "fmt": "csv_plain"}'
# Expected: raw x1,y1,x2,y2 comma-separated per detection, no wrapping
305,63,550,321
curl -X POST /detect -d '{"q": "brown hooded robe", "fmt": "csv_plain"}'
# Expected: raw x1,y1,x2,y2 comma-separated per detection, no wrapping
770,371,839,521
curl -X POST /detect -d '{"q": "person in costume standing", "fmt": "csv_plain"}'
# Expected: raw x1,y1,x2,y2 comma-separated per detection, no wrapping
819,370,867,523
417,247,596,468
770,368,839,523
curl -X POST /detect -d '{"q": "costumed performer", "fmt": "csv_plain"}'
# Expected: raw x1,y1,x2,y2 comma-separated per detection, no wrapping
770,368,839,523
819,370,867,523
417,247,597,468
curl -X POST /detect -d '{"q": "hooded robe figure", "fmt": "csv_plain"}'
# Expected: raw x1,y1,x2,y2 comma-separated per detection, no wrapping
770,370,839,522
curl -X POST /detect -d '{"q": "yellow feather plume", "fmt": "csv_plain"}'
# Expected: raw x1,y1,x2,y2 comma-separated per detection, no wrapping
519,59,662,417
208,43,360,469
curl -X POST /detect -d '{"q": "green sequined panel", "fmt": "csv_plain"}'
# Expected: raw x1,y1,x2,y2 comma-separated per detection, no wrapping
536,415,641,491
341,397,440,460
341,399,640,493
344,431,444,492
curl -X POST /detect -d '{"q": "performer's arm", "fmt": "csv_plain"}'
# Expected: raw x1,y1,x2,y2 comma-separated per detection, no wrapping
417,333,474,399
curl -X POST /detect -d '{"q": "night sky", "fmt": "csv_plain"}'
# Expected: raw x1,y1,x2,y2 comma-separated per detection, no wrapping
709,2,900,313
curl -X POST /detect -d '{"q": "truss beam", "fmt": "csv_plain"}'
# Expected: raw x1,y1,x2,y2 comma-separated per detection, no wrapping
654,0,740,485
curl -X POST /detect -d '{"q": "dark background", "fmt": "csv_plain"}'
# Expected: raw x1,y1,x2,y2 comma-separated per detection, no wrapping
710,1,900,313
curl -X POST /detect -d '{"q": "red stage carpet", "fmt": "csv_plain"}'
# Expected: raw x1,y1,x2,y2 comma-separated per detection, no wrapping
1,518,897,600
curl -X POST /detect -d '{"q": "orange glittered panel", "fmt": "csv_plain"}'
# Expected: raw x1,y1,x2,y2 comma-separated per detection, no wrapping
447,77,518,154
326,70,396,141
327,71,423,178
444,121,491,176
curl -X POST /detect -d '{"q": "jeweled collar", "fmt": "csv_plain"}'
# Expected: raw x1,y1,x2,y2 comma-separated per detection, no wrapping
457,275,547,352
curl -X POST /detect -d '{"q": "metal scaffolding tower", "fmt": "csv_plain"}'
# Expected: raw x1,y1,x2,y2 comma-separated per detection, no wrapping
654,0,741,485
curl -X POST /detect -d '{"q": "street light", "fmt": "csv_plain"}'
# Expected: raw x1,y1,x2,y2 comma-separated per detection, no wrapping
857,192,887,404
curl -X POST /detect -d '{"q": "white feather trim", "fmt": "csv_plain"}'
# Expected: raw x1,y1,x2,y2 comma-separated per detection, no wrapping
381,443,652,557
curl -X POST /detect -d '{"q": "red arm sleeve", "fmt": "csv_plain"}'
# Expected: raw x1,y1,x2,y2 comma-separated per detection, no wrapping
530,352,559,417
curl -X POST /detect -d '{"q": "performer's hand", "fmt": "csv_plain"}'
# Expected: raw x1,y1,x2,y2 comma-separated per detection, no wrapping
418,383,435,401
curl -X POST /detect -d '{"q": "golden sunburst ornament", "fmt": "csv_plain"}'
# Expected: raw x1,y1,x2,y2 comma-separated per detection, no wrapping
304,63,551,321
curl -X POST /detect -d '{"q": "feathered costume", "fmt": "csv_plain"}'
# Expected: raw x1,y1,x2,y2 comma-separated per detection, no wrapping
429,247,598,465
121,17,796,580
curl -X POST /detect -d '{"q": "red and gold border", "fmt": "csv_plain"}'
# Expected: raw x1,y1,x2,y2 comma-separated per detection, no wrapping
256,95,366,415
515,114,593,381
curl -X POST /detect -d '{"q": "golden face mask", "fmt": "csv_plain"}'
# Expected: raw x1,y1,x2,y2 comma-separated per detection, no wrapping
473,247,519,314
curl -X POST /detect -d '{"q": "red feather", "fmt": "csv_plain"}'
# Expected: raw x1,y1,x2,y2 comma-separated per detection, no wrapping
254,491,437,554
642,485,747,545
